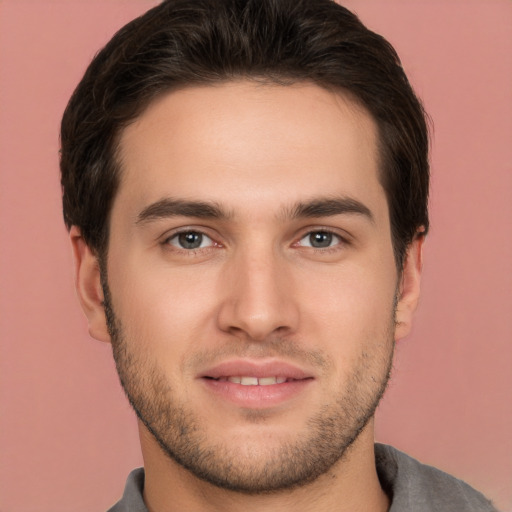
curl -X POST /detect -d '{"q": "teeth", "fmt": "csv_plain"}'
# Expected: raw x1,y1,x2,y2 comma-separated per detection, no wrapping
258,377,277,386
225,376,287,386
240,377,259,386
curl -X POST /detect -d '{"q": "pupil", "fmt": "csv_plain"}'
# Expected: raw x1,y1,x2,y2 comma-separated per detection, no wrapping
179,232,202,249
310,232,332,248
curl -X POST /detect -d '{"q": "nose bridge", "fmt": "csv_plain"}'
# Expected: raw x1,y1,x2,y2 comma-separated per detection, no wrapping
217,241,298,340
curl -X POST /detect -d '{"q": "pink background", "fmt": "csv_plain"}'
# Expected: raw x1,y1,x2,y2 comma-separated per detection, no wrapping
0,1,511,510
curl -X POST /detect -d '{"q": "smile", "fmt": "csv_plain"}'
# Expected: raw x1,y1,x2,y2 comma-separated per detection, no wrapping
212,376,289,385
199,360,315,408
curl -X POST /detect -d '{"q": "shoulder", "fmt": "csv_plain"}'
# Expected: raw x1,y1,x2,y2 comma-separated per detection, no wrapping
375,444,498,512
106,468,147,512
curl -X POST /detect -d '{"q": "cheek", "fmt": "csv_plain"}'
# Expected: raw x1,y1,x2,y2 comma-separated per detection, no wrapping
109,261,220,359
298,263,396,350
108,242,397,367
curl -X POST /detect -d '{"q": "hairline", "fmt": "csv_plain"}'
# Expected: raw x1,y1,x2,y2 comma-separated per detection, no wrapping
96,77,404,270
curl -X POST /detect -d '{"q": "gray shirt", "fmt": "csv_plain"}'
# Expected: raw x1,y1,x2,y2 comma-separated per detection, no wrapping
107,444,498,511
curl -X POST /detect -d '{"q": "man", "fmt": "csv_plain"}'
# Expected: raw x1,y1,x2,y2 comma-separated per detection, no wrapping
59,0,498,510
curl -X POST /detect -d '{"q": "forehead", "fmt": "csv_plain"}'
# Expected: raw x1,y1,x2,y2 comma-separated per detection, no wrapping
115,81,386,223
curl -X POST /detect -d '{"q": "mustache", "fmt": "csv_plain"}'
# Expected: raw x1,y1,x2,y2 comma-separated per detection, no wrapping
182,337,332,373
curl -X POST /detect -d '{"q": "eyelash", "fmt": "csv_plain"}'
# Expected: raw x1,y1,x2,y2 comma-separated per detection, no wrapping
162,227,348,255
295,229,346,252
163,229,218,254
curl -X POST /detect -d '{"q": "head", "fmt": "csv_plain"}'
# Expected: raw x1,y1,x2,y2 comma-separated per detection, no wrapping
62,0,429,497
61,0,429,270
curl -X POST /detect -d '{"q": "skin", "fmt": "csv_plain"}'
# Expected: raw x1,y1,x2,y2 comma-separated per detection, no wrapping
71,81,423,512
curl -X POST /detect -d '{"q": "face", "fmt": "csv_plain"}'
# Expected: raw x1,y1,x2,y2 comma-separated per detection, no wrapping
97,82,408,492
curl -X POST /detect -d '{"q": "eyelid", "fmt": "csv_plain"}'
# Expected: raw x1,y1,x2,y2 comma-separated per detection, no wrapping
168,232,213,249
159,225,350,251
299,231,339,245
161,226,221,250
293,226,351,251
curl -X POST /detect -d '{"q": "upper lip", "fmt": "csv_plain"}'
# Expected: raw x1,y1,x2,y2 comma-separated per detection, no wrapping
199,359,314,380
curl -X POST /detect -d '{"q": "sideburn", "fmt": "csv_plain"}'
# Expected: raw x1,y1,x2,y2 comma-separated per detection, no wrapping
98,255,119,341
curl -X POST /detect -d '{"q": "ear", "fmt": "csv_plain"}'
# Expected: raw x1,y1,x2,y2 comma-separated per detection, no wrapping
70,226,111,343
394,232,425,341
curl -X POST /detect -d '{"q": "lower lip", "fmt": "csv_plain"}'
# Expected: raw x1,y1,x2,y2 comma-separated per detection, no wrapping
200,378,313,409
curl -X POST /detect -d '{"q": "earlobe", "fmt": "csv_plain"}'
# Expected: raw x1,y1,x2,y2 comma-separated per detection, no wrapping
70,226,111,343
394,232,424,341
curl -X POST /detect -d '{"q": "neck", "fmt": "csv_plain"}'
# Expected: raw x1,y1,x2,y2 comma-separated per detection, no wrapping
139,419,389,512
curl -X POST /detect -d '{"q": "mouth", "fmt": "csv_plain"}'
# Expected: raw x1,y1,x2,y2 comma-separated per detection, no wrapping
205,376,294,385
198,360,314,408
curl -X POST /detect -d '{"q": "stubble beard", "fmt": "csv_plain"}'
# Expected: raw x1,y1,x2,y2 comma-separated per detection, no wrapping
101,277,395,495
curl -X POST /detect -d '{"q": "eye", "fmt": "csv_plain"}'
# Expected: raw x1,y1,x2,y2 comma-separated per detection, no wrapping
167,231,214,250
298,230,342,249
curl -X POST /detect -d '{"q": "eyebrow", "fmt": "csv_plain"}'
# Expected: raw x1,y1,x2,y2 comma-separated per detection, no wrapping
136,198,231,224
285,196,374,223
136,196,374,225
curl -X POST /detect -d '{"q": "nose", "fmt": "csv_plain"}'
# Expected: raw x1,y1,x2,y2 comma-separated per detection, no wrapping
216,248,300,341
